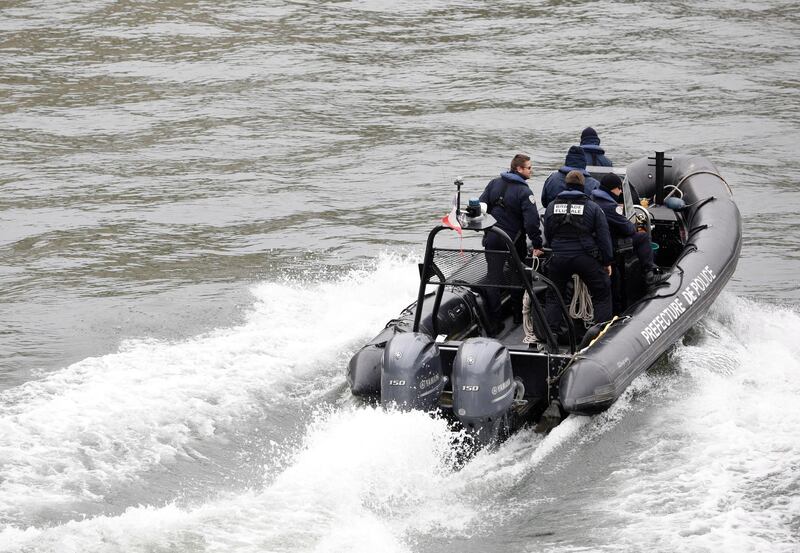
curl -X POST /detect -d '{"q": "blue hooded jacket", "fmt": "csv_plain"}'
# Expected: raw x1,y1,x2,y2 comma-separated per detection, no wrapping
580,127,613,167
590,188,635,238
544,188,613,264
540,146,601,207
479,171,543,249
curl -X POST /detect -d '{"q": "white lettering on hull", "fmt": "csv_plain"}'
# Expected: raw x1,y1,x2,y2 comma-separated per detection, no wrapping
640,265,717,346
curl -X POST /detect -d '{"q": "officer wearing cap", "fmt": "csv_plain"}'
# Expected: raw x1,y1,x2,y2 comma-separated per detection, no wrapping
543,170,613,335
541,145,602,208
579,127,613,167
479,153,544,331
591,173,667,286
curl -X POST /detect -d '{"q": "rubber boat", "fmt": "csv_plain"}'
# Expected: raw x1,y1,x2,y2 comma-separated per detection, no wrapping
347,153,741,443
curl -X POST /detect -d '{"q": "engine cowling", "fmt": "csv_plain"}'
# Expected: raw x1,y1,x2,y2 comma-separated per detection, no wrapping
452,338,515,429
348,325,404,396
381,332,445,411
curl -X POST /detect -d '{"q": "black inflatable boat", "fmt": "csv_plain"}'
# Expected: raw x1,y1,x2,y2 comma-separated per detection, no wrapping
347,153,741,443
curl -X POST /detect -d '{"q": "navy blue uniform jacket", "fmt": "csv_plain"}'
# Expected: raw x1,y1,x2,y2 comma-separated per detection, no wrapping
541,169,601,207
580,135,613,167
479,171,543,249
544,189,613,265
590,188,635,238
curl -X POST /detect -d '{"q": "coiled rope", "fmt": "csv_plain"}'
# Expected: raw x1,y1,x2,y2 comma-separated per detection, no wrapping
522,273,593,344
569,275,594,324
521,291,538,344
521,254,543,343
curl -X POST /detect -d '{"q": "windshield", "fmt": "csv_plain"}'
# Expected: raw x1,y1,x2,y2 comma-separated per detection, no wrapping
622,175,636,220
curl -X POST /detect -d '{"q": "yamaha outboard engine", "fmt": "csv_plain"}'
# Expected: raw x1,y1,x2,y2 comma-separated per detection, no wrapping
348,287,476,398
381,332,445,411
452,337,516,446
348,325,406,397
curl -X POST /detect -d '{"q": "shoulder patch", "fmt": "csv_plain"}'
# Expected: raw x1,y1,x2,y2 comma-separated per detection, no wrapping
528,195,536,205
615,205,624,215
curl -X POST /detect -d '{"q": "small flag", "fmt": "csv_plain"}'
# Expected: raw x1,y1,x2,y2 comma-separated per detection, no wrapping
441,194,462,237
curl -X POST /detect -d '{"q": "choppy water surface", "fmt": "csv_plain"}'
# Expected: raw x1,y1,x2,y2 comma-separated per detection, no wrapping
1,1,798,551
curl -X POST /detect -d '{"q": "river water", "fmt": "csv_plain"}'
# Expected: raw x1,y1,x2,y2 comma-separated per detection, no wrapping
1,1,798,551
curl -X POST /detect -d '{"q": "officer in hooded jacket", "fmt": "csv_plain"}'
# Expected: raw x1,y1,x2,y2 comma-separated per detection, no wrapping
541,145,602,208
579,127,613,167
543,170,613,334
591,173,668,286
479,153,544,331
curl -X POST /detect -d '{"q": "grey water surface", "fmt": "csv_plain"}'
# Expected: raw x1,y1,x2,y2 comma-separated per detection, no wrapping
1,1,799,552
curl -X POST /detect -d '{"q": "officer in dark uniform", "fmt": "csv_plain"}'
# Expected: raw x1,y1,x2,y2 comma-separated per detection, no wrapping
541,145,602,208
543,170,614,335
579,127,613,167
591,173,668,291
479,153,544,331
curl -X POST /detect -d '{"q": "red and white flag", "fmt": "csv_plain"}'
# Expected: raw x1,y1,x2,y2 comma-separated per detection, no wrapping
441,194,462,237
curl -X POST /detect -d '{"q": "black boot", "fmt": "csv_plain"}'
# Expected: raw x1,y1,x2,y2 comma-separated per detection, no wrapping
645,267,670,285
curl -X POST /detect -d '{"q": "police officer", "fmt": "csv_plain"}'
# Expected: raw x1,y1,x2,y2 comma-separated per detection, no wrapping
579,127,613,167
479,153,544,331
541,145,602,208
543,170,613,335
591,173,667,286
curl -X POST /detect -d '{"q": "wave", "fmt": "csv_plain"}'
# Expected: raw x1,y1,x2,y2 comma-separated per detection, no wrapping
0,253,420,527
595,295,800,552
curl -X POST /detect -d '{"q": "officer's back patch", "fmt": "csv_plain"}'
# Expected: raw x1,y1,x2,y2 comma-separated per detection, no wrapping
553,204,584,215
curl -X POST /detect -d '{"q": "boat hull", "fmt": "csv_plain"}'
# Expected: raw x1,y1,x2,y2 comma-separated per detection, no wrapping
560,155,742,414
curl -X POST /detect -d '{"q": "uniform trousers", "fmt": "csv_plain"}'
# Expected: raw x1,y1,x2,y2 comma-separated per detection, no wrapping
632,231,655,271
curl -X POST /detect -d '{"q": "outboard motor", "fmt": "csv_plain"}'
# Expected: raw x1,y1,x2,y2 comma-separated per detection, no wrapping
348,325,406,397
381,332,445,411
452,337,516,446
348,287,476,398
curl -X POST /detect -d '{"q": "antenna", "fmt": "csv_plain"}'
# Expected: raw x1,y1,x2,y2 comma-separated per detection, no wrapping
648,152,672,205
453,176,463,217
